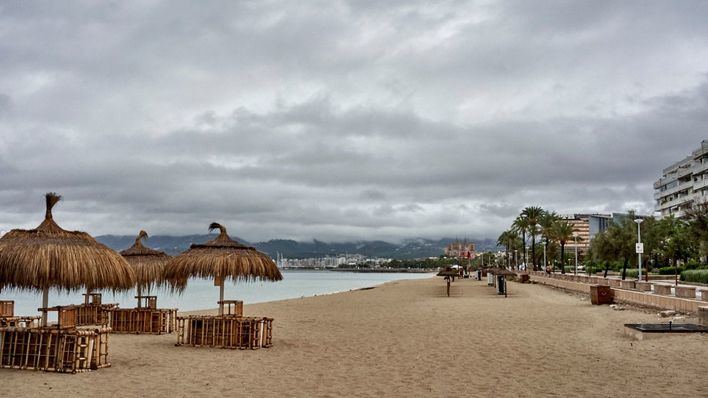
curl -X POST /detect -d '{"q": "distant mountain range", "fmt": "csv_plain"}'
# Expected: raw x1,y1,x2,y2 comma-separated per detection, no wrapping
96,235,498,260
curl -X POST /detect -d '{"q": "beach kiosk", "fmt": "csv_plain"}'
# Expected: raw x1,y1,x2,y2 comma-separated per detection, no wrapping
0,193,135,372
165,223,282,349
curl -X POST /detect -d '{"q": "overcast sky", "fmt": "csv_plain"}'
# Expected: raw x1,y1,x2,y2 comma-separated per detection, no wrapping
1,1,707,242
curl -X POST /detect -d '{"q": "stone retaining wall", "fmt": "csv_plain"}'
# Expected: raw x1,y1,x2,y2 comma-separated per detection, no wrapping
635,281,652,292
619,280,636,290
675,286,696,299
530,273,702,313
654,284,672,296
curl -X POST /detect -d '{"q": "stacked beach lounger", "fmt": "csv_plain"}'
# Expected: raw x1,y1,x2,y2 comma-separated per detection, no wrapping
175,300,274,349
0,301,111,373
75,293,116,327
110,295,177,334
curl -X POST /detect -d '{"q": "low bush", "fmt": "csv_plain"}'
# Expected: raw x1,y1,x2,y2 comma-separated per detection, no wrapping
624,269,639,278
657,266,684,275
680,269,708,284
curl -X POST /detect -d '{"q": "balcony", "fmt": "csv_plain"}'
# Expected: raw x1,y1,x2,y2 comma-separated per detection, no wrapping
656,194,696,211
693,161,708,175
654,180,692,200
694,178,708,192
677,167,693,178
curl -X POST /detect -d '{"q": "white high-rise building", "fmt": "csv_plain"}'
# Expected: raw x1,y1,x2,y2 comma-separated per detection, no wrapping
654,140,708,218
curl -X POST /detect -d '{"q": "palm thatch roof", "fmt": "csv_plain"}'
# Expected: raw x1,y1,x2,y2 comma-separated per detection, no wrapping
436,269,459,277
164,223,282,289
489,268,516,276
0,193,135,292
120,230,172,291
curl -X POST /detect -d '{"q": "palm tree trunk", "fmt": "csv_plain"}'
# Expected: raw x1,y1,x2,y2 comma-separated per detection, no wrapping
522,231,526,267
531,235,536,271
621,257,628,280
560,244,565,274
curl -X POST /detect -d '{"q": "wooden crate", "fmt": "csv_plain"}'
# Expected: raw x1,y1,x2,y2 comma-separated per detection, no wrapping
75,304,115,327
110,308,177,334
0,317,40,328
0,327,111,373
217,300,243,317
38,306,79,329
176,316,273,349
0,301,14,317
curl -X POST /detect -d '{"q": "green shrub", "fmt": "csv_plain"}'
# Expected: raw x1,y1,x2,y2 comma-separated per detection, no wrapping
680,269,708,284
624,269,639,278
658,266,684,275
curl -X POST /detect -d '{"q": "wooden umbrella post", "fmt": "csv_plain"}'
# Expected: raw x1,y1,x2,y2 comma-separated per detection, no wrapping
41,286,49,327
216,276,224,315
136,285,142,308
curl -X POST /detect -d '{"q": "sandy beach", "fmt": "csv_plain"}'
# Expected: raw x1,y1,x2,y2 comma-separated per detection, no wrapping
2,277,706,397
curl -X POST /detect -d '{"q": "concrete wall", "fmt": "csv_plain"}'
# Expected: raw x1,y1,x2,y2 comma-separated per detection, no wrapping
530,273,702,313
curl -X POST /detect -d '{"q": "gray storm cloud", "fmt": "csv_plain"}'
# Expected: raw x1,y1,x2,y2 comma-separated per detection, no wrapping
0,0,707,241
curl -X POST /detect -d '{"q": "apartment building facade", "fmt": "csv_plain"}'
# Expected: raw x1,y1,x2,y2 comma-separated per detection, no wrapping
654,140,708,218
560,214,613,254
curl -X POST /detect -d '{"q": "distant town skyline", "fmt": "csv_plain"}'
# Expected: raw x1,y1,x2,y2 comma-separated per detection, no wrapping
1,1,707,241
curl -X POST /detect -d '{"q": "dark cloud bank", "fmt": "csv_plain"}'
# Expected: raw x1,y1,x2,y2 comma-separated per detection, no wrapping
1,1,707,242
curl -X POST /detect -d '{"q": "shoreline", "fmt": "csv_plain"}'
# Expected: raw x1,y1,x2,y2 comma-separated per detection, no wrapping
181,276,433,315
282,267,435,273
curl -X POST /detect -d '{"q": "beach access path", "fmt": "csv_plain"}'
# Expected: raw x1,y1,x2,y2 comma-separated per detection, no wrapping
3,277,706,397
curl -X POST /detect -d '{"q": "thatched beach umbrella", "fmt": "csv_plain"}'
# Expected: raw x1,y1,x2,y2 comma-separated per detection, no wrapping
0,193,135,326
120,230,172,307
164,222,282,315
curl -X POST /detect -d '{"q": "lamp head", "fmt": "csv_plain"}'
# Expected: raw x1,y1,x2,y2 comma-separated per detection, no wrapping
634,218,643,224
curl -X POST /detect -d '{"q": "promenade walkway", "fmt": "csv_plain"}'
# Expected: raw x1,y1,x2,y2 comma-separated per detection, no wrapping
529,271,707,313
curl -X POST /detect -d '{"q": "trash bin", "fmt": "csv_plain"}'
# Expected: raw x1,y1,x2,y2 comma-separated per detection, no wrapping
590,285,613,305
487,273,494,286
477,270,482,281
497,275,505,295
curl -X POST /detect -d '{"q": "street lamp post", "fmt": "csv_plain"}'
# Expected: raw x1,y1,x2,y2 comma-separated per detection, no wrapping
543,241,547,273
634,219,644,281
573,235,579,275
514,249,518,270
525,246,529,271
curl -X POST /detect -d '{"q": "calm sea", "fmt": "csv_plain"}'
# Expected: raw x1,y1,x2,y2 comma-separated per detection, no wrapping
5,270,434,317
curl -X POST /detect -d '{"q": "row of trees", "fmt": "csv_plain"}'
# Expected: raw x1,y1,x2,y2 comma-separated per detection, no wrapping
497,206,577,273
496,202,708,278
590,203,708,279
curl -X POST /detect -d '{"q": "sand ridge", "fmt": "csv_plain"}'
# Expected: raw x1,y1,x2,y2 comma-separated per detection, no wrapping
1,277,705,397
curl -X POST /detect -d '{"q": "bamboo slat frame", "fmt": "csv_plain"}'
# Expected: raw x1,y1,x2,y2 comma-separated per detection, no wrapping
175,316,273,349
75,304,115,327
110,308,177,334
0,301,14,317
0,326,111,373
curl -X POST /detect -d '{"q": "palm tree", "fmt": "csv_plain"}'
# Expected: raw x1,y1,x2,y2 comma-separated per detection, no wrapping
539,211,560,269
521,206,544,271
553,220,575,274
497,230,515,268
512,216,530,269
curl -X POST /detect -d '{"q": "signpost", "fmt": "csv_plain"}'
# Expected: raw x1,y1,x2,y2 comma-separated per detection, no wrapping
635,219,644,281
